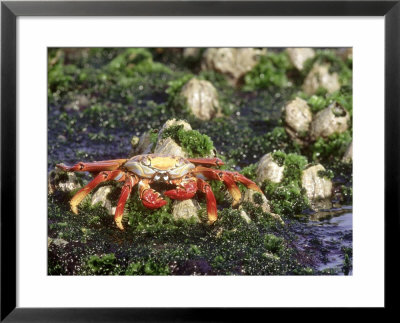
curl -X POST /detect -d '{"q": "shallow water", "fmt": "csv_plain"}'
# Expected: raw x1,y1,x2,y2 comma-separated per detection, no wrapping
291,206,353,275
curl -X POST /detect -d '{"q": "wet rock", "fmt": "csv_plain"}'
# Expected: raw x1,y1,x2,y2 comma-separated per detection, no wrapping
240,191,284,224
130,132,154,156
48,167,82,194
255,153,284,185
57,135,67,143
283,97,312,141
302,63,341,95
342,141,353,163
179,78,221,120
242,190,271,213
64,94,90,111
309,207,348,221
174,259,213,275
52,238,69,247
91,186,115,215
309,102,350,140
286,48,315,71
183,48,201,59
301,164,332,209
131,119,193,157
130,136,140,148
269,212,284,224
154,137,187,157
240,210,252,224
172,199,201,222
201,48,266,86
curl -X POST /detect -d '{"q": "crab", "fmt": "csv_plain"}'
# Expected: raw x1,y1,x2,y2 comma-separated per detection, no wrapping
56,154,262,230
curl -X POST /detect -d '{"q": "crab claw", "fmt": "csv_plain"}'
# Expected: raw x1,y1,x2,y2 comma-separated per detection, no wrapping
164,180,197,200
141,189,167,209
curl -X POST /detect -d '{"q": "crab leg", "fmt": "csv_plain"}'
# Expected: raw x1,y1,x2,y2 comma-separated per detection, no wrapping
193,166,262,206
193,166,241,206
187,157,224,167
114,175,139,231
56,159,127,172
197,178,218,224
70,170,125,214
138,179,167,209
164,176,198,200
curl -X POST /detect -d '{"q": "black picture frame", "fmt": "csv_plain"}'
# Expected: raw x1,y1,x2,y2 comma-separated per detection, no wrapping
1,1,398,321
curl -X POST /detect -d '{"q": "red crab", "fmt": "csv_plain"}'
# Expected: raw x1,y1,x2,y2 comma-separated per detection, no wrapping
56,154,262,230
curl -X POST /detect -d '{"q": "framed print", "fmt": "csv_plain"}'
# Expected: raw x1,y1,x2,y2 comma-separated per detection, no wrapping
1,0,398,321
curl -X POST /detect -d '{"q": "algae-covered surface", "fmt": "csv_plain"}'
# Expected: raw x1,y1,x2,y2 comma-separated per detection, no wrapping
48,48,353,276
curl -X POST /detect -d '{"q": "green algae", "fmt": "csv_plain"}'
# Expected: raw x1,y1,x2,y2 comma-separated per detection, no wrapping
298,86,353,116
86,254,121,275
107,48,153,71
125,260,170,276
48,48,175,106
243,52,294,90
161,124,214,157
264,234,284,254
310,131,352,162
317,169,334,180
341,247,353,275
48,185,307,275
240,164,257,181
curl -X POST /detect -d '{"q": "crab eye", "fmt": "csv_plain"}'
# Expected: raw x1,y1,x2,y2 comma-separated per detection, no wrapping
142,157,151,166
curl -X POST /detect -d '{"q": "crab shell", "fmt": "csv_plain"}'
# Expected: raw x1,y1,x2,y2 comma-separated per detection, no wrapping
124,154,195,182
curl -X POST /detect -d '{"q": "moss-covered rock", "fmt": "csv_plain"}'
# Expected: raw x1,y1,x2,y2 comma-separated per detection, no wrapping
160,123,214,158
261,151,310,216
48,167,83,194
310,131,352,162
243,51,293,90
302,49,352,88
